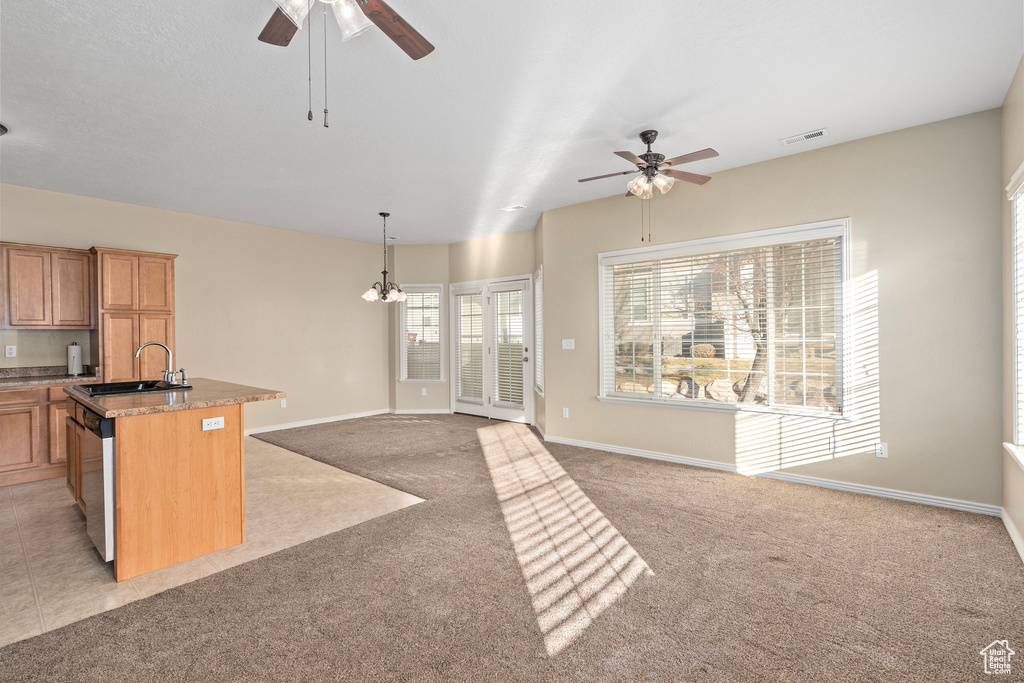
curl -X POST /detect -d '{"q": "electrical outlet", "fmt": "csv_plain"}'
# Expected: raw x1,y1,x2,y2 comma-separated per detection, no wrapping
202,417,225,432
562,339,575,350
875,442,888,458
421,388,427,396
829,436,841,453
4,346,15,358
562,408,569,419
280,398,287,408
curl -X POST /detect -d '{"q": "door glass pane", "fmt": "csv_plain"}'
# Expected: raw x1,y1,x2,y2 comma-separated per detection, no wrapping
494,290,524,406
456,293,483,400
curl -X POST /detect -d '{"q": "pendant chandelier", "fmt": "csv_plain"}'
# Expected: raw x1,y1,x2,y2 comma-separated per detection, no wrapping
362,212,406,303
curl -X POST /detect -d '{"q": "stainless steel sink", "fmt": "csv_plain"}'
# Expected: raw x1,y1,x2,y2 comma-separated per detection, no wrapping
78,381,193,396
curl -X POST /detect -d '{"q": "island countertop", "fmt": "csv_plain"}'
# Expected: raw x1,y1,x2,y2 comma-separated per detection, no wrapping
64,378,285,418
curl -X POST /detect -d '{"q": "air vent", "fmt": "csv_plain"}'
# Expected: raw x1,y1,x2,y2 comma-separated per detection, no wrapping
780,128,829,146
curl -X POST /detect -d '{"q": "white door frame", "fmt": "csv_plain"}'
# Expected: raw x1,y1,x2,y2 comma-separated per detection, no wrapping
450,275,534,424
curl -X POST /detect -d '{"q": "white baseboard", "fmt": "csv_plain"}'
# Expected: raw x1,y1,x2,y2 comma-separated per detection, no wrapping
1004,509,1024,566
543,435,739,473
756,470,1001,516
534,422,546,439
542,434,1001,517
245,409,389,435
391,409,453,415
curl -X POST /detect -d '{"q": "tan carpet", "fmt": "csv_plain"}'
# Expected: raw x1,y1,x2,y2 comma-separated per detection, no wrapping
1,413,1021,681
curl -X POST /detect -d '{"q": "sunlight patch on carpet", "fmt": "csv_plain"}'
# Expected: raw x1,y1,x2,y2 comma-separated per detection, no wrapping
479,422,653,656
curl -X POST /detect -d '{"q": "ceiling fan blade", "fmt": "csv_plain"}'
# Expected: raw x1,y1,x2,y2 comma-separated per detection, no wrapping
358,0,435,60
662,148,719,167
625,191,636,197
663,169,712,185
578,170,638,183
258,8,299,47
614,151,647,166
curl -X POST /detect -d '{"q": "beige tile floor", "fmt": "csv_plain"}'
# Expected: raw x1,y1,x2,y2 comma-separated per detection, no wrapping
0,437,423,648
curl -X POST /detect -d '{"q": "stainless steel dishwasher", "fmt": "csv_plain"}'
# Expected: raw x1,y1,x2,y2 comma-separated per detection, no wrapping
81,408,116,561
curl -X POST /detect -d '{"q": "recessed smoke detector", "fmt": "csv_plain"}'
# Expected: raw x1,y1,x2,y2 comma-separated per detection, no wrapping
387,235,399,241
780,128,829,146
501,204,527,212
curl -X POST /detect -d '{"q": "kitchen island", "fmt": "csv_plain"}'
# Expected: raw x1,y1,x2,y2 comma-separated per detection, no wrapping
64,378,284,581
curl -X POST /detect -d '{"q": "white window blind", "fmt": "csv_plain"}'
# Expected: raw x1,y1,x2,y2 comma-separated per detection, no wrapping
456,292,484,400
535,267,544,393
493,289,525,406
600,222,846,415
1014,189,1024,444
400,287,442,381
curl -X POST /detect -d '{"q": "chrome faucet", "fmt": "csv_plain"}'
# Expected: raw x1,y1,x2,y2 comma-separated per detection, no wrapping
135,342,180,385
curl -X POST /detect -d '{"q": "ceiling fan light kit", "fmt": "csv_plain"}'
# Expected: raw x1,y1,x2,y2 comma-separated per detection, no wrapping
579,129,718,198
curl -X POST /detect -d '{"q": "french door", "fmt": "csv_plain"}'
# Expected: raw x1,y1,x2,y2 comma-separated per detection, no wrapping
451,278,533,423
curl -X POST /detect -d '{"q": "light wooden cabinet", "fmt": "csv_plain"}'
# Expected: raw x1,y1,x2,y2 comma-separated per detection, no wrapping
48,401,69,464
139,257,173,312
6,248,52,326
93,247,176,383
102,313,141,383
0,384,90,488
2,243,94,329
0,403,42,474
65,415,79,502
139,314,173,379
52,251,93,326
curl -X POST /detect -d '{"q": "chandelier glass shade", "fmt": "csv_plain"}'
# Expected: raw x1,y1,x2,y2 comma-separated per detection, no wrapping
362,212,407,304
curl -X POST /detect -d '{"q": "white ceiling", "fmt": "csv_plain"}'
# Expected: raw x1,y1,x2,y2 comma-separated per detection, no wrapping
1,1,1021,244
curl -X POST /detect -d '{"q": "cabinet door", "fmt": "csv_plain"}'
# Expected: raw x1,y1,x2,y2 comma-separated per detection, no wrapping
52,251,93,327
103,312,140,383
7,248,52,326
66,416,79,500
0,404,42,473
138,257,173,312
100,252,138,310
139,314,173,380
48,401,69,464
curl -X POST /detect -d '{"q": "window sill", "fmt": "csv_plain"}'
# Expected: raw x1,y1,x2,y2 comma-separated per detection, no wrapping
597,394,849,422
1004,442,1024,471
398,379,447,384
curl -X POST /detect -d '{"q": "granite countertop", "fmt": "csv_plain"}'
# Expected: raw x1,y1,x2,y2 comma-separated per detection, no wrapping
0,366,101,388
64,378,286,418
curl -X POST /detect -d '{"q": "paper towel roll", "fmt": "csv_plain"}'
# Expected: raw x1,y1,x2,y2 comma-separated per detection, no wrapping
67,342,83,376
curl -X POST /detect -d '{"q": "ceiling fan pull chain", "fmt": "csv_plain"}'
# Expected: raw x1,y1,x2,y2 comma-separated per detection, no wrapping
640,194,644,242
323,3,329,128
306,0,313,121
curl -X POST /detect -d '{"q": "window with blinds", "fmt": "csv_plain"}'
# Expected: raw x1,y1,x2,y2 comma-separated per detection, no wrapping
1014,190,1024,445
400,287,442,381
493,289,525,405
599,221,847,415
535,267,544,393
456,292,484,400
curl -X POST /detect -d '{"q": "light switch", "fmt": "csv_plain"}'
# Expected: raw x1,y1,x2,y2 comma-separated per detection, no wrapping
561,339,575,350
202,417,225,432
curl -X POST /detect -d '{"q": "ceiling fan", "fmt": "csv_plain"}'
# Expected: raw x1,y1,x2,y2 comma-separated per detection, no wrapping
578,130,718,199
258,0,434,61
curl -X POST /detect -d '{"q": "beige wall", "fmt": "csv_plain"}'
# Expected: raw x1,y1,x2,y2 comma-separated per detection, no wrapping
0,184,390,430
0,329,91,369
448,230,535,284
1003,57,1024,538
392,244,450,412
540,109,1004,505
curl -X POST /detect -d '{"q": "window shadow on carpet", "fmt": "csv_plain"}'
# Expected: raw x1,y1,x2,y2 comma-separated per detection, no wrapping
479,422,654,656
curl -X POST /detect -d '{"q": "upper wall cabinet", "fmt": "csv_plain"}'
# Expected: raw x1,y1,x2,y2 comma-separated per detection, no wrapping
1,243,94,329
98,250,174,312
